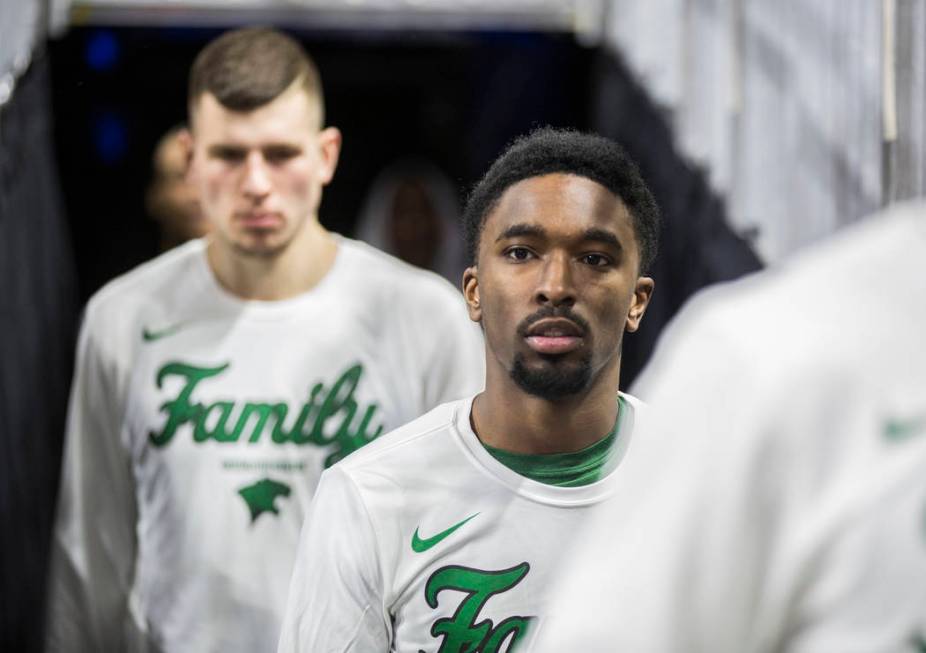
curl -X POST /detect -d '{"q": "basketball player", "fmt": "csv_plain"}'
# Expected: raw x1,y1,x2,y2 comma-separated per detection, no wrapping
533,202,926,652
278,128,658,652
46,28,484,653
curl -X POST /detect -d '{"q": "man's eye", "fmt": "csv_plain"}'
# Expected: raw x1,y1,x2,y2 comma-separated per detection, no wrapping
212,148,245,163
505,247,534,262
581,253,612,267
264,148,300,164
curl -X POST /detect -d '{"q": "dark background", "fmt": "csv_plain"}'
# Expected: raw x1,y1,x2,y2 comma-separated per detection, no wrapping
49,26,595,301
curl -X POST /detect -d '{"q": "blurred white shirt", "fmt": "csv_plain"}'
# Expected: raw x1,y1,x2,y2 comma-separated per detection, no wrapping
532,202,926,653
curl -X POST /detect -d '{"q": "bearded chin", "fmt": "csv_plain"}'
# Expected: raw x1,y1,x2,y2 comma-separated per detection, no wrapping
510,352,592,400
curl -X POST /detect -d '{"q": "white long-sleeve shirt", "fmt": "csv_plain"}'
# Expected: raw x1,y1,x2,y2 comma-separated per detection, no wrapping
278,393,642,653
46,236,485,653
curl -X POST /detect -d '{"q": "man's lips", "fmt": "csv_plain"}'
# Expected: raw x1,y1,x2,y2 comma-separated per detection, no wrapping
526,335,583,354
236,212,282,229
524,318,585,355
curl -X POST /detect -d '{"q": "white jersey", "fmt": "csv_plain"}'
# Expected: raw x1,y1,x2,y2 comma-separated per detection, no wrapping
47,236,485,653
533,204,926,652
278,392,642,653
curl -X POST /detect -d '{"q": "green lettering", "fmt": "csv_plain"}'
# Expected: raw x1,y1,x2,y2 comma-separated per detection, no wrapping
483,616,532,652
149,362,229,447
197,400,235,442
288,383,324,445
252,403,286,442
424,563,533,653
148,361,385,456
311,364,362,442
228,403,287,443
325,405,384,467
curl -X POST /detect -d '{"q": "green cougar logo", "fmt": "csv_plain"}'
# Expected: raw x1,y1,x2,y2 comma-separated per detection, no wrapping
148,362,383,466
238,477,291,523
423,563,533,653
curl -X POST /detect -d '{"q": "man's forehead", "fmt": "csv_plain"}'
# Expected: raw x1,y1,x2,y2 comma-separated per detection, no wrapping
486,173,633,235
190,87,320,140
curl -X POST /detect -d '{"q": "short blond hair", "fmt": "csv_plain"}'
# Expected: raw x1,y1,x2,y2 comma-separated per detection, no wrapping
188,27,324,125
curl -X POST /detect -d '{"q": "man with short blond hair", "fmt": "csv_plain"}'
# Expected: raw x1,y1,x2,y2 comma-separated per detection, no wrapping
46,27,483,653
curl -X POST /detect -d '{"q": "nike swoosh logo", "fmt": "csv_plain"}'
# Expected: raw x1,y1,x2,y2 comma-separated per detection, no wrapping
412,513,479,553
142,323,186,342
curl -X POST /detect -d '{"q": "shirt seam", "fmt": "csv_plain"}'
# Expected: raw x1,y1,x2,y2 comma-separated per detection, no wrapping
338,468,392,642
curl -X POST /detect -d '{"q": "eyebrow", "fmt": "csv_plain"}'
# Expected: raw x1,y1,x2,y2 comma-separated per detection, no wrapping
262,143,302,153
495,223,546,242
495,223,622,249
207,144,245,155
206,142,302,154
581,228,622,249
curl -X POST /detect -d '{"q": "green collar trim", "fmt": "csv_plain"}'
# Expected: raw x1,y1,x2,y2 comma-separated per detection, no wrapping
482,396,631,487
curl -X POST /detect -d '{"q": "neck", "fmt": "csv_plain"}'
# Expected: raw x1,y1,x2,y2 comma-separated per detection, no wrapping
472,360,621,455
206,220,338,301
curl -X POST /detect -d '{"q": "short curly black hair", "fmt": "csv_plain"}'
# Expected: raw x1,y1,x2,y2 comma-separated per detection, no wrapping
462,127,659,273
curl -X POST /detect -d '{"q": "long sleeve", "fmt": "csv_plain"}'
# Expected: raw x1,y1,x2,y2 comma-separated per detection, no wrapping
278,467,389,653
45,305,140,652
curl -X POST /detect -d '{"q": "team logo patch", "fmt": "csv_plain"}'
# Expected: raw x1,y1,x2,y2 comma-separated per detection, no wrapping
238,477,292,523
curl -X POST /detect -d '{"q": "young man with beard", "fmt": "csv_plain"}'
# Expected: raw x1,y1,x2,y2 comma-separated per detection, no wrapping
278,128,658,652
46,28,483,653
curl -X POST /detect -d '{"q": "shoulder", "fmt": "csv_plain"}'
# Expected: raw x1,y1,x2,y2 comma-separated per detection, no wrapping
618,391,646,412
658,202,926,367
617,390,647,427
84,239,205,326
334,398,465,474
321,397,475,521
336,236,466,309
633,204,926,473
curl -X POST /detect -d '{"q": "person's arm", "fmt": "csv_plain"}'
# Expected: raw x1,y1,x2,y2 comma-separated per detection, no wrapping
45,305,138,652
278,466,389,653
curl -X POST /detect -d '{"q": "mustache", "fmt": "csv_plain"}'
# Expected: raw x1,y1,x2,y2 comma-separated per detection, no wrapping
516,306,590,338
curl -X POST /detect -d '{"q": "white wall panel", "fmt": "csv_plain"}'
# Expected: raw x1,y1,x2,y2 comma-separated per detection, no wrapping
605,0,917,263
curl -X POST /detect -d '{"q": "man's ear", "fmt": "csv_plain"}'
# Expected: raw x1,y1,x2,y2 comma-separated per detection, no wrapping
176,128,195,182
462,266,482,323
625,276,655,333
317,127,342,186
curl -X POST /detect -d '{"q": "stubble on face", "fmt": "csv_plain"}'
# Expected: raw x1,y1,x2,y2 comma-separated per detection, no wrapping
467,173,650,405
508,305,594,400
227,234,291,259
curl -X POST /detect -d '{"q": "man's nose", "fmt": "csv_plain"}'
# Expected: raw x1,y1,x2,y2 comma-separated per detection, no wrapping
534,252,576,307
241,152,272,198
